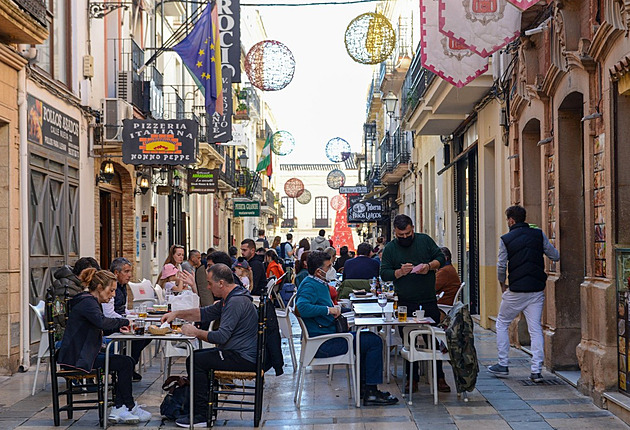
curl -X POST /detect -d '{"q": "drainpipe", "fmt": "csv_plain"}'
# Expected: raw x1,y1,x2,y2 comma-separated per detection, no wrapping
17,67,29,372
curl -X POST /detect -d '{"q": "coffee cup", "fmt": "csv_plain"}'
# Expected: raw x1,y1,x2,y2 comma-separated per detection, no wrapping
384,311,394,322
413,310,425,320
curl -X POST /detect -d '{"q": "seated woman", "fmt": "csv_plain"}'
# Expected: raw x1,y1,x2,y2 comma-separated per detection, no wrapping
294,251,310,287
58,268,151,424
435,247,461,305
296,251,398,406
265,249,285,281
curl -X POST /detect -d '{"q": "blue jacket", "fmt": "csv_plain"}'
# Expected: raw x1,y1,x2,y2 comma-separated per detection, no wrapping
114,282,128,316
58,292,129,372
343,256,380,280
296,275,334,337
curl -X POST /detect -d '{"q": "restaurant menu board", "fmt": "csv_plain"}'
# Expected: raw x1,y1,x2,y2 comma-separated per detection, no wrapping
616,248,630,393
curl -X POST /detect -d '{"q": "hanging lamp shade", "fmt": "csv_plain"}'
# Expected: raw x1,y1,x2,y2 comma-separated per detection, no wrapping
326,169,346,190
439,0,522,58
284,178,305,198
271,130,295,156
344,12,396,65
297,189,312,204
245,40,295,91
325,137,351,163
330,195,347,212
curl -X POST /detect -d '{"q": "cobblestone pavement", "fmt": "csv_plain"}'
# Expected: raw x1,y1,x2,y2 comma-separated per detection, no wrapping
0,322,628,429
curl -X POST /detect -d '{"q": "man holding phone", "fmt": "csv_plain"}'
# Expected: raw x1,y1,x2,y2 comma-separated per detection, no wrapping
380,214,449,393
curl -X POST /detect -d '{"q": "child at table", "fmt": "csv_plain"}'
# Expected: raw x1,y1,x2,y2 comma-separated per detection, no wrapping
233,258,253,291
57,268,152,424
160,263,184,294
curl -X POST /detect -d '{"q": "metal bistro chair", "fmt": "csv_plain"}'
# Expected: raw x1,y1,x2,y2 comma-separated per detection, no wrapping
45,287,114,426
207,288,268,427
30,300,50,395
275,292,297,372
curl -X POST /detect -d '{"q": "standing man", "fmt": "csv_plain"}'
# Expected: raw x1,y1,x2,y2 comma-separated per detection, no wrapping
255,229,269,249
241,239,267,296
488,206,559,383
181,249,208,304
311,229,329,251
161,264,259,428
380,214,449,393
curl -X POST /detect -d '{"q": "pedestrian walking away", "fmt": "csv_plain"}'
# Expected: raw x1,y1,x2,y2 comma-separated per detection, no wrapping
488,205,560,383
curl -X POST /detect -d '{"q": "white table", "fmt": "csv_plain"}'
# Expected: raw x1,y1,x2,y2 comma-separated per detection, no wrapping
352,302,394,315
103,333,196,429
352,316,434,408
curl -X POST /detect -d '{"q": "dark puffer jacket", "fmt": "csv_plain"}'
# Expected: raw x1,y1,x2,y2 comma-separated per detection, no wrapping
52,266,83,298
58,292,129,372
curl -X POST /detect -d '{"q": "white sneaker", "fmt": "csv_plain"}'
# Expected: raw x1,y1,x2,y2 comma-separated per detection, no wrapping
108,405,140,424
132,403,152,422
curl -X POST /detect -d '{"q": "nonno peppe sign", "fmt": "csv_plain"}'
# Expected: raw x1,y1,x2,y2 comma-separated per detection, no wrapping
122,119,198,165
347,198,383,223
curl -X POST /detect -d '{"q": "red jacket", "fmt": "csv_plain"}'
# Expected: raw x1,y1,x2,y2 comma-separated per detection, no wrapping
266,260,285,281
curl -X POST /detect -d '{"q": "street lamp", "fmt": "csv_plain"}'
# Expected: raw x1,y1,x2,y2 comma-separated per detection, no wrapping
96,160,115,185
135,175,150,195
159,167,168,182
238,149,249,169
172,171,181,188
382,91,398,117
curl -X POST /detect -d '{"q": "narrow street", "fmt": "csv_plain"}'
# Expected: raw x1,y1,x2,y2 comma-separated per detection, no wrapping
1,323,626,430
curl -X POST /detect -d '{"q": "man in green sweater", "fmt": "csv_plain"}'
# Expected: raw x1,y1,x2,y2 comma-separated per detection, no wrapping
380,214,450,393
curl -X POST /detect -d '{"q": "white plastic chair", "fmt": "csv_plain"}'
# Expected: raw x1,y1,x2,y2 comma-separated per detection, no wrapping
29,300,49,395
438,282,465,314
293,315,356,408
401,325,450,405
128,279,156,307
275,293,297,372
154,284,165,305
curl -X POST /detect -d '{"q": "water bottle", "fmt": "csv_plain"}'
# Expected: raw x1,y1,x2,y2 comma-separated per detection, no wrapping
370,277,377,294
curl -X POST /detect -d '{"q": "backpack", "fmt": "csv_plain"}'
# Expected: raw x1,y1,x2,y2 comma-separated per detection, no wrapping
278,242,294,269
160,376,190,420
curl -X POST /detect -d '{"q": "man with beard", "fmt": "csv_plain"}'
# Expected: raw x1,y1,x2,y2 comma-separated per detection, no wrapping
380,214,450,393
240,239,267,296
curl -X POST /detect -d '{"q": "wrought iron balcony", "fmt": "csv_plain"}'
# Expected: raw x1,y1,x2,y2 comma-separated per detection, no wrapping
380,128,412,184
262,188,275,208
401,46,436,120
312,218,330,228
281,218,296,229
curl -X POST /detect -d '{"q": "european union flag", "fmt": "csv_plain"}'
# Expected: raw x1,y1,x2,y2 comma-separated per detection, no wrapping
173,3,223,116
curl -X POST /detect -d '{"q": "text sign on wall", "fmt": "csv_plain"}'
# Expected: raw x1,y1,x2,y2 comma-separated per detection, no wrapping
218,0,241,82
122,119,198,165
188,168,219,194
234,201,260,217
27,94,80,159
339,186,368,194
347,198,384,223
210,74,233,143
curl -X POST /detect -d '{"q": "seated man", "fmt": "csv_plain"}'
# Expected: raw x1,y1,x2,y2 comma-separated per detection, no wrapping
435,247,461,306
162,263,258,428
342,242,380,280
296,251,398,406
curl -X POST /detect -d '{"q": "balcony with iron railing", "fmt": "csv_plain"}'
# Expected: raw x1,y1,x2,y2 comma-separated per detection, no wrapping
281,218,296,229
366,164,381,192
312,218,331,228
244,86,261,119
1,0,48,43
380,128,412,185
401,47,436,121
218,151,237,188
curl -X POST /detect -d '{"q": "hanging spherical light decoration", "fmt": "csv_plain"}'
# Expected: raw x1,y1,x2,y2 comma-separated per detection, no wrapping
271,130,295,156
296,189,312,204
344,12,396,65
331,195,347,212
325,137,352,163
245,40,296,91
326,169,346,190
284,178,305,198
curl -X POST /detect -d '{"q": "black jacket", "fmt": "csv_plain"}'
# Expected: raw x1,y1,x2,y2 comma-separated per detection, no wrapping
58,292,129,372
248,255,267,296
52,266,83,298
114,282,128,316
501,222,547,292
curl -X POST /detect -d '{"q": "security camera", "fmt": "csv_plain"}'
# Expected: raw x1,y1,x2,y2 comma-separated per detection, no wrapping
524,18,550,37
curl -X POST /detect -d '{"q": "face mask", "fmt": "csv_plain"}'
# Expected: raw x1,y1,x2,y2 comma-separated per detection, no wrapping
397,235,414,248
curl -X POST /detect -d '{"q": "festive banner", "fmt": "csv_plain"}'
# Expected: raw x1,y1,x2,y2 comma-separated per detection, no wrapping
507,0,541,11
439,0,522,58
420,0,489,88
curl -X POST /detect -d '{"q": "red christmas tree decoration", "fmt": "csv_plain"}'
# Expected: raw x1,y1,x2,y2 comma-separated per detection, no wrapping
332,201,355,253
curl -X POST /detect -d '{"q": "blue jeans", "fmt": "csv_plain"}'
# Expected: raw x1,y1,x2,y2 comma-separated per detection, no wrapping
315,331,383,385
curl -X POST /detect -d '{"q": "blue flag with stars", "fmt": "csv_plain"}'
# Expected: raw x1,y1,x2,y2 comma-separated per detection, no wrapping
173,3,223,116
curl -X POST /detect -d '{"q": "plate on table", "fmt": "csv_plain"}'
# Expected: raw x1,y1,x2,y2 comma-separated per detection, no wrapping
353,291,373,297
148,310,169,315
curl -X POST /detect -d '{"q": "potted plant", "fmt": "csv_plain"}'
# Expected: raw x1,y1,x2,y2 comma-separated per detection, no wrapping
234,102,249,119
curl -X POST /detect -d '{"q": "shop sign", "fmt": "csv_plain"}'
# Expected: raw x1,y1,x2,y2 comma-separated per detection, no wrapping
188,168,219,194
234,200,260,217
122,119,198,165
210,74,233,143
340,185,368,194
347,198,383,223
219,0,241,82
27,94,80,159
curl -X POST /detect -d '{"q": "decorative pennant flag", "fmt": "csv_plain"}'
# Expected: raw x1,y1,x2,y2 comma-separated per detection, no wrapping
256,134,273,178
420,0,489,88
439,0,522,58
508,0,541,10
173,3,223,115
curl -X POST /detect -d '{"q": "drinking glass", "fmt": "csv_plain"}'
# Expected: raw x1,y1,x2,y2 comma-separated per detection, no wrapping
138,304,148,318
398,306,407,322
134,318,145,335
377,293,387,319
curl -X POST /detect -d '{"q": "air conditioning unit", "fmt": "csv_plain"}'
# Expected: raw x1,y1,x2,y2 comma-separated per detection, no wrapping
116,71,133,104
102,98,133,142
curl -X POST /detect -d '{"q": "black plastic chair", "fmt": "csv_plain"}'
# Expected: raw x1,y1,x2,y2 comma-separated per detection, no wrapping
207,292,268,427
46,286,114,426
